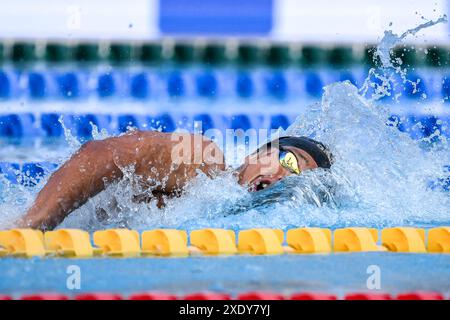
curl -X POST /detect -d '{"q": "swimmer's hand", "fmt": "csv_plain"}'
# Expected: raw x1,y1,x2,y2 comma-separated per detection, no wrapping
17,131,224,230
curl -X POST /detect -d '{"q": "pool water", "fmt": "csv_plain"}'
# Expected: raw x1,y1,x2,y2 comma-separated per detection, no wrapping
1,21,450,296
0,80,449,296
0,253,449,296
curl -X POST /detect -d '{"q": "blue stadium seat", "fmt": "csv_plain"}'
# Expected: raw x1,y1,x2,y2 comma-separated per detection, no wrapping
236,72,254,98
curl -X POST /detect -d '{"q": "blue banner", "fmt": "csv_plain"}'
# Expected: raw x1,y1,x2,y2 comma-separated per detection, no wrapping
159,0,273,36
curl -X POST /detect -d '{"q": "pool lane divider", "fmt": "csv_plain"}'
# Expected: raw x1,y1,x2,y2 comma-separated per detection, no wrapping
0,227,449,258
0,290,448,300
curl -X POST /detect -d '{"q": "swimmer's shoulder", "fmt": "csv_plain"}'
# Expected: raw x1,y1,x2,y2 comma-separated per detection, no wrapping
107,130,224,166
125,130,221,150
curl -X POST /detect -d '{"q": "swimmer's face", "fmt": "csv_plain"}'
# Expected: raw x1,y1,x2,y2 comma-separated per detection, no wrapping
237,146,319,192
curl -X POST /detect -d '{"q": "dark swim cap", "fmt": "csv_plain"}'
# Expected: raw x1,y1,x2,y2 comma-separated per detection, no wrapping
261,136,333,169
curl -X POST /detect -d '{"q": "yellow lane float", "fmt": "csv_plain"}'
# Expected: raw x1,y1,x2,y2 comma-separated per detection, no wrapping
286,228,332,253
0,229,46,257
381,227,426,253
0,226,448,258
428,227,450,253
44,229,94,258
190,229,237,255
334,228,380,252
238,228,284,255
141,229,188,256
93,229,140,257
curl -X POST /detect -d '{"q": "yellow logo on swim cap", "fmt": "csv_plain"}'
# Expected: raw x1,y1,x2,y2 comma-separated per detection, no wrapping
279,151,301,175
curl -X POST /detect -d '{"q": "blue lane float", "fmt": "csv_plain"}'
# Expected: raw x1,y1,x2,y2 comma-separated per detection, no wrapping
130,73,150,99
0,112,449,140
395,115,442,140
230,114,252,131
0,162,19,183
0,68,449,100
266,71,288,99
0,71,11,99
28,72,47,99
167,71,185,97
71,114,112,140
236,72,254,98
196,72,218,98
57,72,81,99
117,114,151,132
0,113,38,140
149,113,176,132
193,113,215,133
338,71,357,86
442,76,450,101
41,113,64,138
97,73,117,98
304,72,323,98
270,114,290,130
404,73,427,99
0,162,58,185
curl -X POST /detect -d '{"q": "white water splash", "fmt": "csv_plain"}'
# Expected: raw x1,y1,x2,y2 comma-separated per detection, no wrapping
54,80,450,232
377,15,447,68
58,115,81,150
360,15,447,101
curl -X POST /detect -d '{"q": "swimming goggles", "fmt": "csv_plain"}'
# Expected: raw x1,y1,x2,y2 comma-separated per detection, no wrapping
279,150,301,175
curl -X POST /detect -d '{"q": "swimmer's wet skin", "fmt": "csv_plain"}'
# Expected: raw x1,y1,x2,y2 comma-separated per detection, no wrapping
17,131,333,230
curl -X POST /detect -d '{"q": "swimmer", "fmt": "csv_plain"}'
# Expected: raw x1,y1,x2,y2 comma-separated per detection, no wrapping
17,131,333,230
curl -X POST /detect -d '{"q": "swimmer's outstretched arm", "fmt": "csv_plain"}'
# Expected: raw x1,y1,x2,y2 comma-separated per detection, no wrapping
17,136,127,230
17,131,225,230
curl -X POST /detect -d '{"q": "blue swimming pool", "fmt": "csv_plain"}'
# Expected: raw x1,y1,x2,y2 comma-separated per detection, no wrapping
0,81,449,297
0,253,449,297
1,28,450,298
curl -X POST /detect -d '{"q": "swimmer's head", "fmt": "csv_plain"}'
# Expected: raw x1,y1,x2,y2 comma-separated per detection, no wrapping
237,136,333,192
